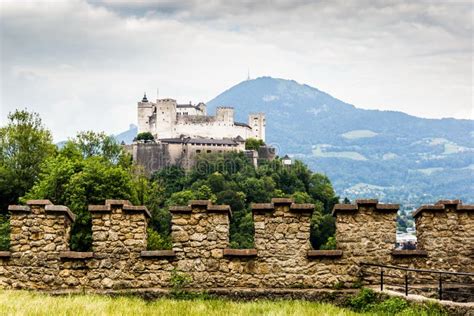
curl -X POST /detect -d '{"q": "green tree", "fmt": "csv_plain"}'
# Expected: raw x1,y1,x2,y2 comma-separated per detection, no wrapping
245,137,264,150
291,191,312,203
310,201,336,249
23,131,136,251
195,185,217,202
0,110,56,211
135,132,154,142
152,166,187,198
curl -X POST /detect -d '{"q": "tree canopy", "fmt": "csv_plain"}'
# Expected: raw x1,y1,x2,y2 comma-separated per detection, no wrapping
0,110,56,211
245,137,264,151
1,110,341,251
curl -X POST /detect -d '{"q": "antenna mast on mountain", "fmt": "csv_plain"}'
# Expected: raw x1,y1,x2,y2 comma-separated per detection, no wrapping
247,69,250,81
157,88,159,100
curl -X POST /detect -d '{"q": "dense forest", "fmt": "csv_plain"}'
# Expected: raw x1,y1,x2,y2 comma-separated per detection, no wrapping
0,110,339,251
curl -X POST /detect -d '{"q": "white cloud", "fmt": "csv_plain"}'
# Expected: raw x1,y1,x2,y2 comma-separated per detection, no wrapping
0,0,472,141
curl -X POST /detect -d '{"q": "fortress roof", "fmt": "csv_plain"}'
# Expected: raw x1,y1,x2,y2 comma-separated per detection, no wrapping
177,104,201,110
160,137,239,146
234,122,251,128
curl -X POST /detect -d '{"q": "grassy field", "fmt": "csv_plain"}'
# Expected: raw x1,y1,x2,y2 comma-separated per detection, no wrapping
0,290,360,316
0,290,447,316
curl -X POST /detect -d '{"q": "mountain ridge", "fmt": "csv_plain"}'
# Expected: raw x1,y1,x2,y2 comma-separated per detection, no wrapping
114,76,473,204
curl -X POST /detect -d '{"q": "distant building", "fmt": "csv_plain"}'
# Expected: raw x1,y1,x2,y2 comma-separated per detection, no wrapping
127,94,274,173
137,95,265,142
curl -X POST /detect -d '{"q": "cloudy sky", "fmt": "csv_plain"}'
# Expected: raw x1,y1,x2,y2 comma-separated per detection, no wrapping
1,0,472,141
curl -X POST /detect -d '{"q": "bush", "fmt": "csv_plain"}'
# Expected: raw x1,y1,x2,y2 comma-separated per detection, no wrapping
245,138,264,150
348,288,378,312
147,228,171,250
320,236,336,250
170,269,192,298
135,132,154,142
0,215,10,250
347,289,448,315
372,297,408,314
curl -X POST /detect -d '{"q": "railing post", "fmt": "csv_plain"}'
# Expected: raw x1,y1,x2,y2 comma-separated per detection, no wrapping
439,274,443,300
380,269,384,291
405,271,408,296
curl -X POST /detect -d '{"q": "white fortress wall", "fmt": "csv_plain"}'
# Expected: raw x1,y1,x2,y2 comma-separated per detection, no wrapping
137,96,265,141
174,119,251,139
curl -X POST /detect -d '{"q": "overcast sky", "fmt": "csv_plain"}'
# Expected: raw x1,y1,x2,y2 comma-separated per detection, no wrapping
1,0,472,141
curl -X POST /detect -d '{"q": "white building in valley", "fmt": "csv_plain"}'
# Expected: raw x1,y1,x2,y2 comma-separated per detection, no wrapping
137,94,266,142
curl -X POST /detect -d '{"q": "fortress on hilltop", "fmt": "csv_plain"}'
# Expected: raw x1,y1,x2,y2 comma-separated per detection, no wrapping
127,94,275,173
137,94,265,142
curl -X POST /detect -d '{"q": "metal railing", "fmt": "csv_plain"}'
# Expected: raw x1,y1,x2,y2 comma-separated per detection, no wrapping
361,262,474,302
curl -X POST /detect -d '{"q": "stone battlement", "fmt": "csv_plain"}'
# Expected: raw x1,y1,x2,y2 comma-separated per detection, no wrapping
0,199,472,291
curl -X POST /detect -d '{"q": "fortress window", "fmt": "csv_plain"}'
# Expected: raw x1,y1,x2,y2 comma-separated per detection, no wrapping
196,150,201,153
207,150,212,153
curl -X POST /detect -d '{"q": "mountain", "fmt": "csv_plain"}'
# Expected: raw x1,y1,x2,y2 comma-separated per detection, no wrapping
115,77,473,204
206,77,474,205
115,124,137,144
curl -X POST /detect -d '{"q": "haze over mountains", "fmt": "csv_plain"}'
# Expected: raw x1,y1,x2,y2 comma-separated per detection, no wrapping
116,77,473,205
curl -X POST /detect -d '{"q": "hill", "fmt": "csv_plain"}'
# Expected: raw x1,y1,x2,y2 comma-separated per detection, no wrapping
206,77,473,204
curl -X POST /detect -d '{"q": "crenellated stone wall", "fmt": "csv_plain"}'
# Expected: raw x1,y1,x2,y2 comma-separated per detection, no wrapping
0,198,472,292
400,200,474,278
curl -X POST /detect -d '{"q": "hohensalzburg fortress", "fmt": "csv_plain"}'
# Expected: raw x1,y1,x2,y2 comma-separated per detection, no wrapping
129,94,274,173
137,94,266,141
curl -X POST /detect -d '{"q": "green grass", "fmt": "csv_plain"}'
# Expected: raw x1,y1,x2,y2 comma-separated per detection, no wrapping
0,290,447,316
0,290,361,316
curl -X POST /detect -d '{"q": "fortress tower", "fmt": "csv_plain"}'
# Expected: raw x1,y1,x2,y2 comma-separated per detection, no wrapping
137,94,153,134
216,107,235,124
248,113,266,141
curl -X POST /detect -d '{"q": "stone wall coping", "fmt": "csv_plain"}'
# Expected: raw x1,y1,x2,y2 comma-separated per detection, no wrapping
251,203,274,211
59,251,94,259
391,249,428,257
331,204,357,215
169,205,192,213
223,248,258,257
26,199,53,206
122,205,152,219
413,204,445,218
436,199,462,206
290,203,314,212
251,202,314,212
332,201,399,216
356,199,379,205
207,205,232,217
457,205,474,211
376,204,400,211
88,205,112,212
271,198,294,205
413,200,472,217
105,199,132,206
189,200,211,206
307,250,343,258
45,205,76,222
0,251,11,258
88,203,150,218
140,250,176,258
7,205,31,212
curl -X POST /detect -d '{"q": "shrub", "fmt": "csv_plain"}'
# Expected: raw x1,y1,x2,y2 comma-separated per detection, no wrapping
135,132,154,142
147,228,172,250
348,288,378,312
320,236,336,250
0,215,10,250
170,269,192,298
372,297,408,314
245,138,264,150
